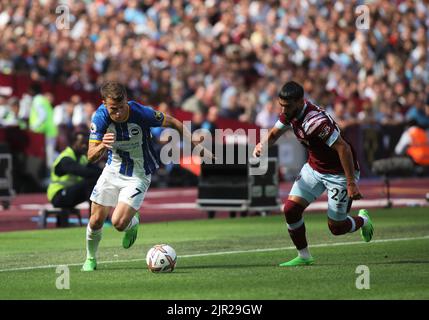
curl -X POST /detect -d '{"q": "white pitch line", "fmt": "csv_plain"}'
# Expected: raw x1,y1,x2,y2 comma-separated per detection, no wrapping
20,198,428,211
0,235,428,273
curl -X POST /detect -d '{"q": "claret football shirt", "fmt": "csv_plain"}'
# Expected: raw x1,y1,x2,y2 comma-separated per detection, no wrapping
275,100,359,174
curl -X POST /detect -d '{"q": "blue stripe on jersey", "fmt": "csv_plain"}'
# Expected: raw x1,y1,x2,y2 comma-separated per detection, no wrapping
107,149,112,165
117,150,134,177
121,122,130,140
114,122,121,140
141,142,151,175
124,150,134,176
118,150,126,175
142,130,152,175
127,156,134,176
141,129,159,175
114,122,130,141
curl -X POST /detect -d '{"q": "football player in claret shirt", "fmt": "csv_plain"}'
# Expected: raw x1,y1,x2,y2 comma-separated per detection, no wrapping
253,81,374,267
82,81,213,271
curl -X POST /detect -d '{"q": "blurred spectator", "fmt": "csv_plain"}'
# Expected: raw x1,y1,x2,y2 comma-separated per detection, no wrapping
331,101,359,130
47,132,102,209
395,120,429,166
219,92,242,120
70,95,85,129
238,91,257,123
379,102,404,126
201,105,219,136
405,94,429,129
0,93,9,125
0,97,24,128
191,110,205,133
28,83,58,169
54,101,75,152
255,101,278,129
73,102,96,133
182,86,207,114
18,91,33,129
53,101,74,129
358,100,382,126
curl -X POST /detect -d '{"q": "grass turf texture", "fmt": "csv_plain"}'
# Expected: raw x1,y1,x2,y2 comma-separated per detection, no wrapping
0,207,428,299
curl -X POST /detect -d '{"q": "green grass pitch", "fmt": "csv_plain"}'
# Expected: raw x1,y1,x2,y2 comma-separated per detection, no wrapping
0,207,428,299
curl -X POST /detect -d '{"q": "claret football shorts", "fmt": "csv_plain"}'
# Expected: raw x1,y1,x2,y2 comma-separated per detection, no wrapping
289,163,360,221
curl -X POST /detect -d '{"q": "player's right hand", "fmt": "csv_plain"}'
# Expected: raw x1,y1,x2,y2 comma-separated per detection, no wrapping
347,182,363,200
102,133,115,149
253,143,262,158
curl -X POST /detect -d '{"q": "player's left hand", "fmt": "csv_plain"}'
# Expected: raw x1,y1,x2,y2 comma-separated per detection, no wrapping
253,143,262,158
102,132,115,149
347,182,363,200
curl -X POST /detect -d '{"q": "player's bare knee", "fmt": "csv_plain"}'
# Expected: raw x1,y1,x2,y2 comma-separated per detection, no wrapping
111,217,122,231
112,217,128,231
89,215,104,230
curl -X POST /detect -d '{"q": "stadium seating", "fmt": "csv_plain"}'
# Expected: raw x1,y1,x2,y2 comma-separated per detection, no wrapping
38,207,82,228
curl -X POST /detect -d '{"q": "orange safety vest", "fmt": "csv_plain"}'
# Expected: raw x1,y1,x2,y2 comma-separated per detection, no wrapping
406,127,429,165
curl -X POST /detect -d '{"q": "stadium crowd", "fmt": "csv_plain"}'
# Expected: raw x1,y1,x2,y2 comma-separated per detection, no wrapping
1,0,429,128
0,0,429,156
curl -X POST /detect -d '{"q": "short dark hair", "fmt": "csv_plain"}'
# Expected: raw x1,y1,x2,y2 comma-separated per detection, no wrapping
72,131,88,144
29,82,42,95
100,81,127,102
278,81,304,101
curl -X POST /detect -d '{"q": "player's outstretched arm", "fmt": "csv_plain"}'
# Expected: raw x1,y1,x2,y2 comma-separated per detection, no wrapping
331,136,363,200
253,126,285,158
162,114,215,160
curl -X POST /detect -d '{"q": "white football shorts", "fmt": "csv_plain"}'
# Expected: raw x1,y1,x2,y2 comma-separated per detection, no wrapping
289,163,360,221
90,168,151,210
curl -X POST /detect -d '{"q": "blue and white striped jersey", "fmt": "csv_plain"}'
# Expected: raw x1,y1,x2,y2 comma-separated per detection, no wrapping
89,101,165,178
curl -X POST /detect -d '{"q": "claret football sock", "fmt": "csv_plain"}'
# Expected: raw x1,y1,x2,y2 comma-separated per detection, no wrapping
328,216,365,235
283,203,314,266
287,221,308,251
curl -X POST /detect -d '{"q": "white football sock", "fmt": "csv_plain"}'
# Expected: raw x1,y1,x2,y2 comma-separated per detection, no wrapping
86,225,102,259
298,247,311,259
359,213,368,226
124,215,139,232
348,216,356,233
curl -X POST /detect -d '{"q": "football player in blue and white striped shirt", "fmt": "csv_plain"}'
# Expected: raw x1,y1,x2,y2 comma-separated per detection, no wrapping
82,81,211,271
